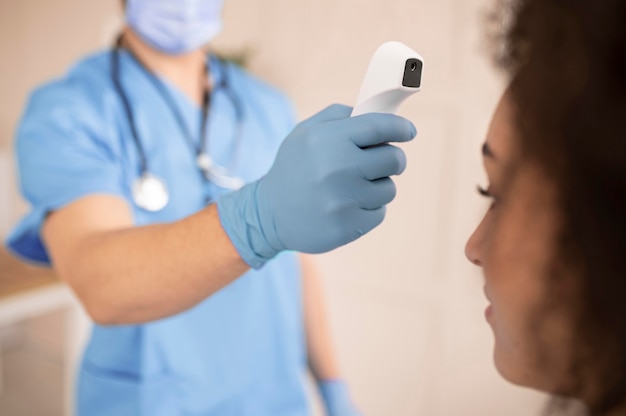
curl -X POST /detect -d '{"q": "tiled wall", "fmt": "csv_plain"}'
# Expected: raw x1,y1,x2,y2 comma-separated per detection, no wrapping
0,0,548,414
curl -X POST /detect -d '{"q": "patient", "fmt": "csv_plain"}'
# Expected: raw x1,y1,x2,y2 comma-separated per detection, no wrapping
466,1,626,415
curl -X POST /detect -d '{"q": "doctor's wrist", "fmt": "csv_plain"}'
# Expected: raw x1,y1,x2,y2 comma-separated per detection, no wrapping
216,180,283,269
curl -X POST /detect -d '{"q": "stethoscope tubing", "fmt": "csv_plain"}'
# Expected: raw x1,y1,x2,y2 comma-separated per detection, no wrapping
109,37,246,211
110,48,149,177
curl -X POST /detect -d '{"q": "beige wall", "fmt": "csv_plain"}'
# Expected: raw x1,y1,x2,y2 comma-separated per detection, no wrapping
0,0,121,235
0,0,547,414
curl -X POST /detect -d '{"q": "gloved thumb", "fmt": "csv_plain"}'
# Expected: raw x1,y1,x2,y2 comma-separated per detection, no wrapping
298,104,353,129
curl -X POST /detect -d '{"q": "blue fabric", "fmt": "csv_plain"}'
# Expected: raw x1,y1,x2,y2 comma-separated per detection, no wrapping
318,380,362,416
7,51,308,415
126,0,225,55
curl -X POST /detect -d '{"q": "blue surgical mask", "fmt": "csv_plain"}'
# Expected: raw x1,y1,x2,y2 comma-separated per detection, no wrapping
126,0,225,55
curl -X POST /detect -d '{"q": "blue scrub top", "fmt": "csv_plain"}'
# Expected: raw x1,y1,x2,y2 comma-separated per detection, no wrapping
6,50,309,416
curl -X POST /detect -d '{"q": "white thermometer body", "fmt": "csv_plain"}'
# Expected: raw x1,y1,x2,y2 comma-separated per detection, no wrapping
352,41,424,117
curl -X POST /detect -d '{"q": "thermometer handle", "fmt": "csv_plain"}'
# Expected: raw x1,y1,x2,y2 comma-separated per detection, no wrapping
351,89,417,117
351,41,424,117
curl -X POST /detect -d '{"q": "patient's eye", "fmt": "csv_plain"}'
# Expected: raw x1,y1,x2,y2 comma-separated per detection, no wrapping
477,184,498,209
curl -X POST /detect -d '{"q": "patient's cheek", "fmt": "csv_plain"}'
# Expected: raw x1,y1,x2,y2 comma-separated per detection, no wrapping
483,166,567,390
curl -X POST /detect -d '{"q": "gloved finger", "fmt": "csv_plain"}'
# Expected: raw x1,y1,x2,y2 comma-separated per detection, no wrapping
297,104,353,130
357,144,407,180
338,206,387,247
354,206,387,235
352,178,397,210
344,113,417,148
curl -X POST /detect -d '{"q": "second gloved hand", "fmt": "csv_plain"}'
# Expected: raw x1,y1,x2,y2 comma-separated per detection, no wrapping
319,380,362,416
217,104,416,268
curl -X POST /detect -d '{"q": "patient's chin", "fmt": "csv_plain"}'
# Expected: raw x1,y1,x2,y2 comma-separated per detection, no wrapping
493,344,540,389
493,343,566,394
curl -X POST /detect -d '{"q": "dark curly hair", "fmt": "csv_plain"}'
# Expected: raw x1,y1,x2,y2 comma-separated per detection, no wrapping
491,0,626,415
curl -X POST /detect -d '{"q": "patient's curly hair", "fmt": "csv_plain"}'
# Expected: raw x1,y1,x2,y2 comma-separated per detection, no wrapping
491,0,626,415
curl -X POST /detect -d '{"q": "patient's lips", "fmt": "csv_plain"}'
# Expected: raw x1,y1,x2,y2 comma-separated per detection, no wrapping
485,304,494,321
483,286,494,321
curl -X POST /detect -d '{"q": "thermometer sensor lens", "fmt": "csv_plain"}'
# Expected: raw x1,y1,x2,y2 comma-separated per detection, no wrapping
402,59,423,88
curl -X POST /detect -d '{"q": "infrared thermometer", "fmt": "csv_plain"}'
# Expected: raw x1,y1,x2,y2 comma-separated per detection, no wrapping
351,41,424,117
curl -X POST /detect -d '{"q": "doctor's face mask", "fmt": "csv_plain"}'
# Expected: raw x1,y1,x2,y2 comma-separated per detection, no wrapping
126,0,225,55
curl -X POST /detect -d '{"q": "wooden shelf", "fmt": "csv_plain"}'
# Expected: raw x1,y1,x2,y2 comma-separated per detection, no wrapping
0,246,59,300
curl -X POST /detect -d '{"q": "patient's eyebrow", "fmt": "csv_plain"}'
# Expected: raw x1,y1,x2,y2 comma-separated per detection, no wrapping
482,142,496,159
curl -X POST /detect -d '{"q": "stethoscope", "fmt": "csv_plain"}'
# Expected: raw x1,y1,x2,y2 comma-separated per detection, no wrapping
111,35,245,212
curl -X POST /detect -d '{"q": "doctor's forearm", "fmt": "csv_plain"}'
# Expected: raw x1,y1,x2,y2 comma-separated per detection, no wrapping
43,199,249,325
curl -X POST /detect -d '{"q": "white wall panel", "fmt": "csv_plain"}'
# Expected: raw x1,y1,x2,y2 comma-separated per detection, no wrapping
217,0,549,414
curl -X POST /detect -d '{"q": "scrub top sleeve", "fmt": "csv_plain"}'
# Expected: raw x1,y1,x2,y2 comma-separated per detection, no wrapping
274,91,299,136
6,83,126,265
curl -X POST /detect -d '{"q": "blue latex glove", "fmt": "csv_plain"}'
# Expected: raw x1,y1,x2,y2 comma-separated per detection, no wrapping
319,380,362,416
217,104,416,268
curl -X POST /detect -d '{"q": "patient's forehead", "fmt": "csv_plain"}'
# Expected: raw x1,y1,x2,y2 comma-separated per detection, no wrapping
485,92,516,165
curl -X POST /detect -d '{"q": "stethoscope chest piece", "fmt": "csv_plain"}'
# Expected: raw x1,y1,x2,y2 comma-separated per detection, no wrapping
133,173,169,212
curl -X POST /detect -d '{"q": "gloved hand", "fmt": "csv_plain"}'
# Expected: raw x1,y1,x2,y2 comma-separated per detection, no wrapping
217,104,416,268
319,380,362,416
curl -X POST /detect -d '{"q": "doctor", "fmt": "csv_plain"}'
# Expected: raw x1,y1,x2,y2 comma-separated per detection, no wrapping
7,0,416,415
